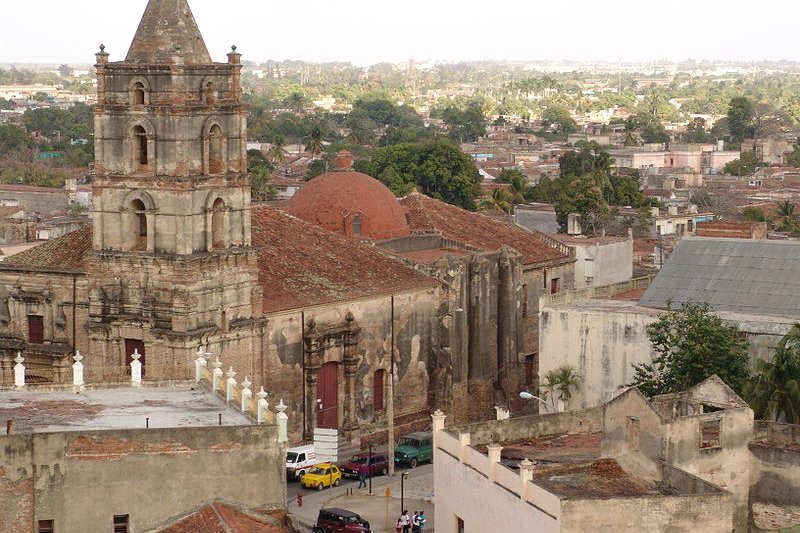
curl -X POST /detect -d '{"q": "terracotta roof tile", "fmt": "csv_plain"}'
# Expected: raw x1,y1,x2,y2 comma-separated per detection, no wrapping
399,193,569,266
158,502,290,533
1,225,91,272
254,205,437,313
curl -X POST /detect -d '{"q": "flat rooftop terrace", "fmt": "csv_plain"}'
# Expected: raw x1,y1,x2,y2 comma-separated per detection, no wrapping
532,458,669,499
0,386,252,433
494,432,602,468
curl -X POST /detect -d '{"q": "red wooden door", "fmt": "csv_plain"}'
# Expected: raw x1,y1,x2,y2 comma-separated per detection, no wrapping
316,362,339,429
125,339,146,377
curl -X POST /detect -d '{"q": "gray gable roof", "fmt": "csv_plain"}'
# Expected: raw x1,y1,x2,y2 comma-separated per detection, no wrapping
639,237,800,318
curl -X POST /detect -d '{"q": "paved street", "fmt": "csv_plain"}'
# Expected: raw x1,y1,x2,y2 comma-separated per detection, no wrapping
288,464,434,533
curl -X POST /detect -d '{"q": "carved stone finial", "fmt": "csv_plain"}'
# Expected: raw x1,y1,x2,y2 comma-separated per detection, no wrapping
242,376,252,389
131,348,141,361
99,44,105,52
212,357,223,370
231,45,237,52
74,351,83,363
226,367,236,379
276,399,287,413
14,352,24,365
256,386,268,401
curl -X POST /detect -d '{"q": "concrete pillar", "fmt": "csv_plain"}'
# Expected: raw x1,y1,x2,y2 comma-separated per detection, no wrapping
519,459,534,500
13,352,25,388
458,432,471,463
276,399,288,443
212,357,223,393
256,387,269,424
226,367,237,403
487,444,503,481
241,376,252,414
304,367,319,440
431,409,446,449
194,347,207,383
72,351,85,391
130,349,142,388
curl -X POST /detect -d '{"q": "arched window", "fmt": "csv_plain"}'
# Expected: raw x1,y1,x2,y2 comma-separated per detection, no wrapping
211,198,225,249
352,214,362,237
130,199,147,251
373,369,385,412
204,81,217,105
209,124,223,174
132,82,145,105
133,125,148,167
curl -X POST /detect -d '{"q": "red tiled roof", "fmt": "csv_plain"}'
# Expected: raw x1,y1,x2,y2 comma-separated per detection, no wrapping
254,205,438,313
158,502,290,533
399,193,569,266
1,225,91,272
0,184,69,194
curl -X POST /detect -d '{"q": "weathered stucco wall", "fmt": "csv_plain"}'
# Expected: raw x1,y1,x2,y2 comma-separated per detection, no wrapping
571,239,633,289
560,492,733,533
749,421,800,507
539,305,657,408
457,407,602,447
0,425,285,533
264,288,438,442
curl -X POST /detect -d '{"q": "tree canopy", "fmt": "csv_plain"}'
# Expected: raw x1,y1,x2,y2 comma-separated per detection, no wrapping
359,137,480,210
628,302,751,396
745,324,800,424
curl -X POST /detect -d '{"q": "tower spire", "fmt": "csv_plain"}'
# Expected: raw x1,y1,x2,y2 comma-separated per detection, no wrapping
125,0,212,65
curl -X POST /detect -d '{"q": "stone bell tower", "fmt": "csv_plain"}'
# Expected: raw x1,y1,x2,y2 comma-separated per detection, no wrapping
86,0,264,380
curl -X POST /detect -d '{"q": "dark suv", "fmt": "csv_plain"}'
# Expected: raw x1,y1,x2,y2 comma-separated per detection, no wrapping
339,452,389,479
313,508,373,533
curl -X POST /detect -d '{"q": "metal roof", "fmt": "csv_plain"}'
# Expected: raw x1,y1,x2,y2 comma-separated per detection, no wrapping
639,237,800,318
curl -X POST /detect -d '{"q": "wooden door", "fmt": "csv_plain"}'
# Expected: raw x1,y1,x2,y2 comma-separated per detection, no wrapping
316,362,339,429
125,339,146,377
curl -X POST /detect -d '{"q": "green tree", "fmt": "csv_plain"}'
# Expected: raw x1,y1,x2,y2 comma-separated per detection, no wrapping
745,324,800,423
785,145,800,167
478,188,514,214
741,207,768,223
554,174,614,236
723,151,765,176
559,141,612,178
541,105,578,134
284,92,309,114
266,135,288,164
628,302,751,396
304,125,324,158
305,159,328,181
775,200,797,232
362,137,480,210
684,117,713,143
540,366,583,408
0,124,32,155
0,98,14,110
443,102,486,143
727,97,755,145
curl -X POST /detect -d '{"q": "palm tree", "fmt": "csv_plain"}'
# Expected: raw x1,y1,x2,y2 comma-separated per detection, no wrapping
266,134,288,164
507,174,531,205
478,188,513,214
304,125,324,159
745,324,800,423
776,200,797,232
285,92,308,114
540,366,583,409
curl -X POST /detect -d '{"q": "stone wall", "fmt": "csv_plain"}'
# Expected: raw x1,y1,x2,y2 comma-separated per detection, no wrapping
454,407,602,446
749,421,800,507
0,425,285,533
560,492,733,533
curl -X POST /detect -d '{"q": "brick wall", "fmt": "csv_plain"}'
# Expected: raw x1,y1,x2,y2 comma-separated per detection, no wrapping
695,221,767,239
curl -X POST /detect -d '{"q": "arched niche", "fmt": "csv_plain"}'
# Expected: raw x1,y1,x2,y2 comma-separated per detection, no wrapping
202,119,227,175
121,191,156,252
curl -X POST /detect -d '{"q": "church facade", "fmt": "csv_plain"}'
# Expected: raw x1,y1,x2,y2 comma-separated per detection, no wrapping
0,0,575,442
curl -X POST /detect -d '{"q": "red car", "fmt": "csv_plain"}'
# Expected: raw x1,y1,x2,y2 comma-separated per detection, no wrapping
313,508,373,533
339,452,389,479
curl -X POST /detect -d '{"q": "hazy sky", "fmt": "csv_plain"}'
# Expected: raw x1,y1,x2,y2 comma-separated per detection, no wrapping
2,0,799,66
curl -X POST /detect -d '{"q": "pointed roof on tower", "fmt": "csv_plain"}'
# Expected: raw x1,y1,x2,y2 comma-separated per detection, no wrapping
125,0,212,65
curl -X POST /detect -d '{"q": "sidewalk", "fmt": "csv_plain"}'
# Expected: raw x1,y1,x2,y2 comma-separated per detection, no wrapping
289,466,434,533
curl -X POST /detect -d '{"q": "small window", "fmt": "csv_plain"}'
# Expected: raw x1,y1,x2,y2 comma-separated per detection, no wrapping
38,520,54,533
550,277,560,294
522,284,528,318
700,419,721,449
133,125,148,166
524,354,535,387
113,515,129,533
298,453,305,462
457,516,465,533
352,215,362,237
626,416,641,451
132,82,145,105
28,315,44,344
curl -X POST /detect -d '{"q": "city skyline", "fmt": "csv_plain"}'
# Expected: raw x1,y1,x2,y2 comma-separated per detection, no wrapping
1,0,799,66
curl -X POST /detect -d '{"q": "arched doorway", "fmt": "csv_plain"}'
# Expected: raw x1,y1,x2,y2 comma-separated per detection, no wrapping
316,362,339,429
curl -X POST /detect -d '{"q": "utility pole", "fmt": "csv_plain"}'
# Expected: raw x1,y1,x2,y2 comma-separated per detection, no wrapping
387,295,396,477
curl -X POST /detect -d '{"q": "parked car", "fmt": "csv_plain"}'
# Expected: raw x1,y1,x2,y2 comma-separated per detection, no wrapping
394,432,433,468
301,463,342,491
313,508,373,533
286,444,318,479
340,452,389,479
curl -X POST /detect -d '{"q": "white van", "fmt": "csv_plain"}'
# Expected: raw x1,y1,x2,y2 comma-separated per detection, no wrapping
286,444,317,478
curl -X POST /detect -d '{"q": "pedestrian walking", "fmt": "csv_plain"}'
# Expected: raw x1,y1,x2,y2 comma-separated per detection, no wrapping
358,462,369,489
418,510,427,533
412,512,421,533
400,510,411,533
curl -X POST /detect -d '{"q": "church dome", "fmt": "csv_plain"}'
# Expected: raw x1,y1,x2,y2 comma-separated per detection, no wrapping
285,151,410,240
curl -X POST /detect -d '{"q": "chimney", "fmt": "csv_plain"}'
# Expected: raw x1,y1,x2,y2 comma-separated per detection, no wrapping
335,150,354,171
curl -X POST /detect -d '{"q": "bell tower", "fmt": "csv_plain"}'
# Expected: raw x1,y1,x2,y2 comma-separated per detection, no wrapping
86,0,263,380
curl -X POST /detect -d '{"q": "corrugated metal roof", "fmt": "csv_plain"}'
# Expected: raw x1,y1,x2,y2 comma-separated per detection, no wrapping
639,237,800,317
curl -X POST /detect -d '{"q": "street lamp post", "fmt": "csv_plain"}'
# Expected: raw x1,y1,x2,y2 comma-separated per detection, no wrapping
368,443,373,495
400,471,409,516
519,391,558,413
